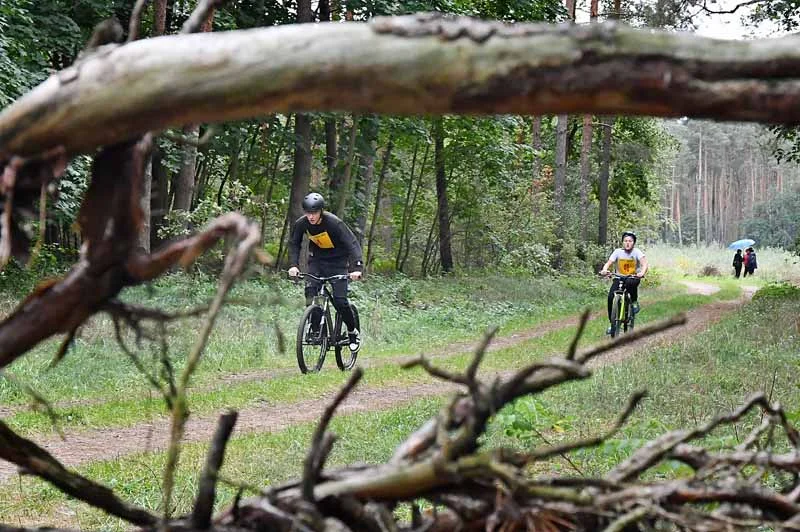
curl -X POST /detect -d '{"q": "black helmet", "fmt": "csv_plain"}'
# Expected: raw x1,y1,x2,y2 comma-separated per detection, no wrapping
302,192,325,213
621,231,637,243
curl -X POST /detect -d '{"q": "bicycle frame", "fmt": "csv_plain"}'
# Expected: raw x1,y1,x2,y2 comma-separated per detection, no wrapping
607,273,637,337
292,272,359,373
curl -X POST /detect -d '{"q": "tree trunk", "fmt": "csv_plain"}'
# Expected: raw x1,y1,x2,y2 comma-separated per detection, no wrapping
598,117,614,245
433,117,453,274
150,146,169,247
173,126,199,213
395,142,420,271
286,114,312,235
696,130,702,246
579,114,592,240
137,0,169,251
531,115,543,215
335,114,360,217
353,117,379,244
264,115,293,204
278,0,315,268
398,145,429,273
554,114,568,234
365,138,393,269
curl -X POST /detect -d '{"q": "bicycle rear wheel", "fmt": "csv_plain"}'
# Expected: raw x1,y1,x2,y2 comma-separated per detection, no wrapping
296,306,331,374
334,304,360,371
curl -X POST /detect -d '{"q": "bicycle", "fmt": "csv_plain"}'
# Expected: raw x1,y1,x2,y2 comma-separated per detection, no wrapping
291,272,361,374
604,273,638,338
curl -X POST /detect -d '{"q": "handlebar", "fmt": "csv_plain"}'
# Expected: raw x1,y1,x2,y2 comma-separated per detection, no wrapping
289,272,350,282
600,272,639,280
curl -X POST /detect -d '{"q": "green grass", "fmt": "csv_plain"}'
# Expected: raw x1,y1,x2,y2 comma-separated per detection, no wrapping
646,243,800,283
486,290,800,477
0,398,445,528
1,284,793,529
1,278,733,436
0,272,610,408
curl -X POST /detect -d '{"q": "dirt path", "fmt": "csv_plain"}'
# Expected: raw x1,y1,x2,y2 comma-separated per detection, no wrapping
0,281,754,484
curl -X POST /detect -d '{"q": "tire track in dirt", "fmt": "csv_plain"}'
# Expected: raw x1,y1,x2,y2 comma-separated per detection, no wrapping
0,282,753,484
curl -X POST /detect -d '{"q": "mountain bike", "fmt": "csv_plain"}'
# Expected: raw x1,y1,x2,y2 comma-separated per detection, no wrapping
292,273,361,374
606,273,638,338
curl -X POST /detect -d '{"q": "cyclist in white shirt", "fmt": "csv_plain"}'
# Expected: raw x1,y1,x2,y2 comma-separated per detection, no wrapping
599,231,649,336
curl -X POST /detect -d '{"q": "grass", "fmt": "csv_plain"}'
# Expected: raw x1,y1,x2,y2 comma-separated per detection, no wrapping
0,277,735,436
646,243,800,283
486,290,800,477
0,272,608,408
1,284,795,528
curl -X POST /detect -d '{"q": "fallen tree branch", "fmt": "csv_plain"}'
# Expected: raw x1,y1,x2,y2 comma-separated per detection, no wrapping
6,14,800,158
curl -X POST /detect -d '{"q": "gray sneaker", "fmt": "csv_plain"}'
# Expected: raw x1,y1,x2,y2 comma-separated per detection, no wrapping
632,302,640,314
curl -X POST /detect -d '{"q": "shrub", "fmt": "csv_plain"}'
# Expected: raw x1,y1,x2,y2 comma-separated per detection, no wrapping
752,281,800,302
701,264,721,277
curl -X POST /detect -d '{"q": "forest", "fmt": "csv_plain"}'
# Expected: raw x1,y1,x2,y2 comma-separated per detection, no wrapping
2,0,800,531
2,0,799,280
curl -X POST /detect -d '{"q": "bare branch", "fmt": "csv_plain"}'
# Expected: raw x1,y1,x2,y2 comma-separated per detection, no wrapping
162,126,217,147
127,0,152,42
567,308,591,360
303,368,363,502
181,0,225,34
162,212,260,517
576,313,687,365
465,326,497,382
192,410,238,529
699,0,764,15
402,356,470,385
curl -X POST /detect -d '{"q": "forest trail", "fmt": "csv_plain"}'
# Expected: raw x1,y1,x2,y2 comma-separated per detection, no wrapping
0,281,756,484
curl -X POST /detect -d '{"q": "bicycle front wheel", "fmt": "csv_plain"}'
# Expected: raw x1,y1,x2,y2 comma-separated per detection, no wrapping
610,296,622,338
334,304,360,371
296,306,330,374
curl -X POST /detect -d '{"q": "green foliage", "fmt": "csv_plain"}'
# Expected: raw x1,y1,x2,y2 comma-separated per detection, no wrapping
752,281,800,302
742,185,800,250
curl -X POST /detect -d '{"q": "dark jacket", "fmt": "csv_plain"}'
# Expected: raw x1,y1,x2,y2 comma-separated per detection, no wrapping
747,252,757,270
732,253,743,267
288,212,363,270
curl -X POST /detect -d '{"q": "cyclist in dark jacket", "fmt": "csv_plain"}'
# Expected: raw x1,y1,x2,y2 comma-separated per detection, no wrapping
288,192,363,353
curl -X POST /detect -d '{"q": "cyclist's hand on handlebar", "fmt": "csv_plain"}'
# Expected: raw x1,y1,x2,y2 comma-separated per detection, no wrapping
288,266,300,278
349,271,362,281
599,270,610,277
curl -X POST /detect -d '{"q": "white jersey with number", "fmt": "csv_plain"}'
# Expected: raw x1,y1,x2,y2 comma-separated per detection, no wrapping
608,248,645,276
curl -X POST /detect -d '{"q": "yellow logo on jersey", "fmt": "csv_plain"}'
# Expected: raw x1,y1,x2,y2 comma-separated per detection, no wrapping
617,258,637,275
307,231,334,249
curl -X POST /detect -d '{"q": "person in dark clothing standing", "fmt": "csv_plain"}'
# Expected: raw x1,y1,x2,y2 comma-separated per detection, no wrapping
743,247,757,277
732,249,743,278
288,192,363,353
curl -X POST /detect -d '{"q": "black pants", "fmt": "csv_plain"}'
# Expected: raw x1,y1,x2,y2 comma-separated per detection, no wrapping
607,277,640,322
734,265,742,278
305,260,357,331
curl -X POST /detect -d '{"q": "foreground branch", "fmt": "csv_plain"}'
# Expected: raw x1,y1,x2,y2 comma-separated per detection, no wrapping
5,13,800,157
